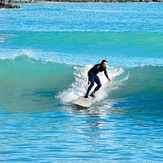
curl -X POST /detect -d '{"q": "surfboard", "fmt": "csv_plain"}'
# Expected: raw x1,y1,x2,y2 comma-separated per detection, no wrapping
72,96,93,108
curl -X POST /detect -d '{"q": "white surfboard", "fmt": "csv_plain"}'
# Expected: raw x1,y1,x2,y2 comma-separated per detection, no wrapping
72,96,93,108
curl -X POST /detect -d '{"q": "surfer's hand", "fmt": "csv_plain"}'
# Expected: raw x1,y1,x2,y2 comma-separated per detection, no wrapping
88,81,91,85
108,78,111,81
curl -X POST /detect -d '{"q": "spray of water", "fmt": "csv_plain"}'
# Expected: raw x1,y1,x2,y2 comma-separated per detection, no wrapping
58,65,126,103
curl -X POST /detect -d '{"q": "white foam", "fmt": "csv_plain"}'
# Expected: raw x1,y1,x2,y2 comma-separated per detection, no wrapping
0,49,38,61
0,34,15,43
58,65,125,103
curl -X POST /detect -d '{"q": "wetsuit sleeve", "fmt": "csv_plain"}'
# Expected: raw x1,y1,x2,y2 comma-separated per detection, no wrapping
87,65,96,81
87,64,100,81
104,68,109,79
88,69,92,81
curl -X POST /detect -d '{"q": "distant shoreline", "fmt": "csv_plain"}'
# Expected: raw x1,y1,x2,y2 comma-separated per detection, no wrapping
1,0,163,9
14,0,163,2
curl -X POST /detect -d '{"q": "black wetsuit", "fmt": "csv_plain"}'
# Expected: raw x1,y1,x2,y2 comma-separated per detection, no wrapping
85,64,109,97
88,64,108,81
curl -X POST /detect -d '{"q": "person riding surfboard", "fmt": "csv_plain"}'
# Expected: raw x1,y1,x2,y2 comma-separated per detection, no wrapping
84,60,111,98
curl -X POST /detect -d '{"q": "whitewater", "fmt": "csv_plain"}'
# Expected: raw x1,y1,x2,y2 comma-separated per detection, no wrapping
0,2,163,162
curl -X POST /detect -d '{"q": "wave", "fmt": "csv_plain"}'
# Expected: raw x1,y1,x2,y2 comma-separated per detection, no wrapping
58,63,163,108
1,31,163,67
110,66,163,100
0,55,74,111
0,55,162,111
0,55,74,91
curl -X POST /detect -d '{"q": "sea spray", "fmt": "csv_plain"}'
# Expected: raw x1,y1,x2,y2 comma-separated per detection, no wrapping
58,65,126,103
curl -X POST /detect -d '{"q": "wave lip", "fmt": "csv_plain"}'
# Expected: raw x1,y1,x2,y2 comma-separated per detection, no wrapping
0,55,162,111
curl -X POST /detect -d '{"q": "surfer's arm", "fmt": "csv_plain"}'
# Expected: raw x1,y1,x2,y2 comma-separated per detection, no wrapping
104,69,111,81
87,67,94,83
87,72,91,85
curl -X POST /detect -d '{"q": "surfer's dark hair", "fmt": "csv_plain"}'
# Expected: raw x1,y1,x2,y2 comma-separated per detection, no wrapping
101,60,107,64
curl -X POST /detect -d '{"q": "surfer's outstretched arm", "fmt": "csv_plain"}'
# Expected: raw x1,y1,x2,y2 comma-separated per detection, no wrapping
104,69,111,81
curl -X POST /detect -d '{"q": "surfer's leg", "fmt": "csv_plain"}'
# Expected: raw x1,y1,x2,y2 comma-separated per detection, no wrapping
90,75,102,97
94,75,102,91
85,75,95,98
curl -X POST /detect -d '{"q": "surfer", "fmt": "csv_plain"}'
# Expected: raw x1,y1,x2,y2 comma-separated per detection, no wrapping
84,60,111,98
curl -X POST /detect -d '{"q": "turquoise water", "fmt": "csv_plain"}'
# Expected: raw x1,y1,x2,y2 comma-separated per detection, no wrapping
0,2,163,162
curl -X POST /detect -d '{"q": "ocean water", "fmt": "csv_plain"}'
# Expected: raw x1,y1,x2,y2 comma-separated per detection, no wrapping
0,2,163,162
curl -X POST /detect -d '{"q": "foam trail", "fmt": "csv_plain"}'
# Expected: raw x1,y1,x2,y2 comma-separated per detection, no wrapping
58,65,125,103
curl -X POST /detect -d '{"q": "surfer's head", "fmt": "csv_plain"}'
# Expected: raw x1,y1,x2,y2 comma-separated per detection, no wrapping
101,60,107,68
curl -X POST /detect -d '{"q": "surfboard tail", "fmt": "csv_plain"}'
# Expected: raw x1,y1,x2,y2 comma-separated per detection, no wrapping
72,96,93,108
